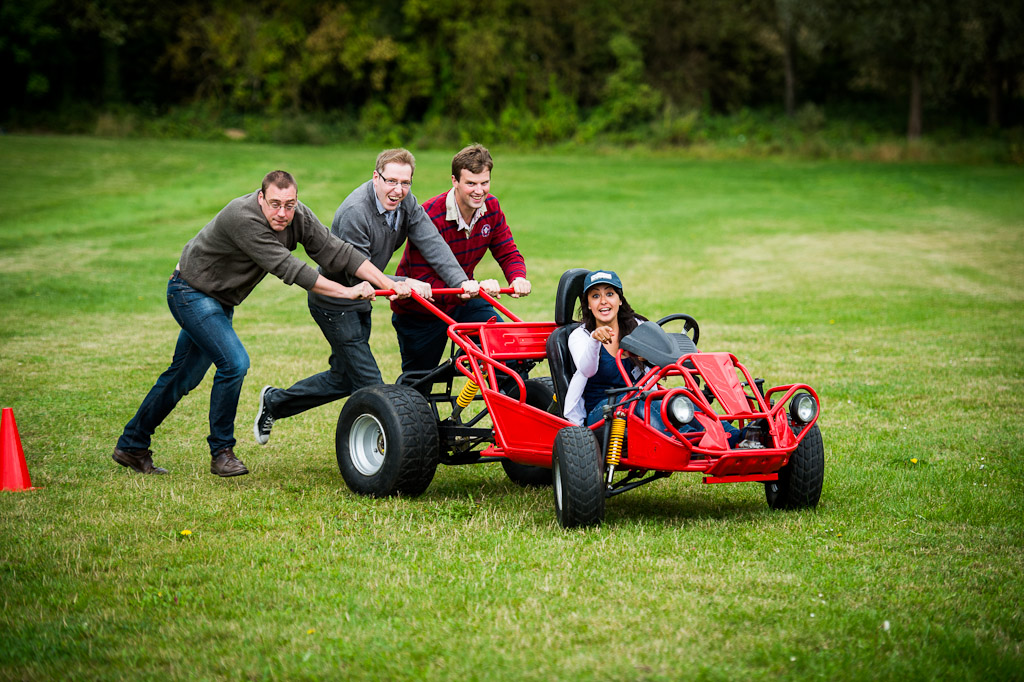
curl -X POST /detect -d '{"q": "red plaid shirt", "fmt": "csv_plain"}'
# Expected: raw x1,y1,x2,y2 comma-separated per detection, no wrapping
391,190,527,317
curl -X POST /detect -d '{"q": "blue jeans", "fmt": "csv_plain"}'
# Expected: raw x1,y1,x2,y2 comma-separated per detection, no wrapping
118,273,250,454
586,398,670,433
586,397,742,446
392,298,502,373
263,305,382,418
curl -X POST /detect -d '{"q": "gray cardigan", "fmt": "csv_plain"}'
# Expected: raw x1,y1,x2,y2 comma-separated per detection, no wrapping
309,180,468,312
177,191,366,307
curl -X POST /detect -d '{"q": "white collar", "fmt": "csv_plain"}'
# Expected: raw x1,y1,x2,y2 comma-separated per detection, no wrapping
445,188,482,234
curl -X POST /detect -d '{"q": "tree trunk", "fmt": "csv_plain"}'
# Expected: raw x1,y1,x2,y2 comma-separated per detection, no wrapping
783,37,796,117
907,66,922,140
776,0,797,118
984,18,1004,129
986,60,1001,129
102,40,122,105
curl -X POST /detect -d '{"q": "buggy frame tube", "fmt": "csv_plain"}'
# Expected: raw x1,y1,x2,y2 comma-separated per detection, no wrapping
609,348,820,459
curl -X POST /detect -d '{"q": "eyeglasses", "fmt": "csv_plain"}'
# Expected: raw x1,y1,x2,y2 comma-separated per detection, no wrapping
266,200,297,211
376,171,411,189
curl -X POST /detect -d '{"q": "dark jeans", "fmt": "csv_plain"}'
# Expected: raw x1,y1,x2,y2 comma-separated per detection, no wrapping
264,305,382,419
392,298,502,373
118,273,250,454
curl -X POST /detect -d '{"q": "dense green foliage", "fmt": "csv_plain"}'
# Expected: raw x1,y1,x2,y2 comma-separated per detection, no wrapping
3,0,1023,145
0,136,1022,679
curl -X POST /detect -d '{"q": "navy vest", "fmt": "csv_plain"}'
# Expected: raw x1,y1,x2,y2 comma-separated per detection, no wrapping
582,347,635,415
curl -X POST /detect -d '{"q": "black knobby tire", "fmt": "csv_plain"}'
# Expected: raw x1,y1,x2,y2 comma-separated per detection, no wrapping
765,422,824,510
552,426,605,528
501,378,556,487
336,384,439,498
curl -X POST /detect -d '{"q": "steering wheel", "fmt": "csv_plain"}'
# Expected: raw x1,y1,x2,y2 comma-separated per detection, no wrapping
656,314,700,347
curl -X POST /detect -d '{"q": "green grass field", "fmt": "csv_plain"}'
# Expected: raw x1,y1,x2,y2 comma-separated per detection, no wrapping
1,136,1022,680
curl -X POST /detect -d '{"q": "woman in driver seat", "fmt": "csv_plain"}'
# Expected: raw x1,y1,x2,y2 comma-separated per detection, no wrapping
563,269,751,447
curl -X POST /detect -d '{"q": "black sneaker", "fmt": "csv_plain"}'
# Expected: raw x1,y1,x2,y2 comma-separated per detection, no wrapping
210,447,249,477
254,385,276,445
112,447,168,474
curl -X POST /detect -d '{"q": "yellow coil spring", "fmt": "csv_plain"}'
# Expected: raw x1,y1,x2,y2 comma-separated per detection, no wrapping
456,380,479,409
606,416,626,467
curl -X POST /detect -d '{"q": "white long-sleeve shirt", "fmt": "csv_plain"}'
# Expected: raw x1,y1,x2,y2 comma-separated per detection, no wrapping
564,325,603,425
562,325,644,425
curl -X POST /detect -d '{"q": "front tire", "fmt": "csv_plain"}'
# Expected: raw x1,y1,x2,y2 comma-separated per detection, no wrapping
501,378,557,487
552,426,605,528
336,385,438,497
765,423,824,510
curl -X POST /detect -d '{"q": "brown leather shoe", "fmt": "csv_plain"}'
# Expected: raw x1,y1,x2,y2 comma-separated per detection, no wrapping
210,447,249,477
112,447,168,474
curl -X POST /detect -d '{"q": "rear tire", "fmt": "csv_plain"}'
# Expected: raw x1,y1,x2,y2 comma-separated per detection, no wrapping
765,422,824,510
552,426,605,528
501,378,556,487
336,385,439,497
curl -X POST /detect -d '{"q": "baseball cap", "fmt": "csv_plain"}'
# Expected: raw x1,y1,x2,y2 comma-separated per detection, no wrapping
583,269,623,294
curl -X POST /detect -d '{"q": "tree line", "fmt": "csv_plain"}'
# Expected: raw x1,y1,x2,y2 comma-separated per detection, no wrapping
3,0,1022,143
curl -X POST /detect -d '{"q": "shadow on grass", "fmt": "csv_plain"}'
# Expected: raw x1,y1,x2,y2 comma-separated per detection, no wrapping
279,457,536,499
273,456,800,530
605,487,766,527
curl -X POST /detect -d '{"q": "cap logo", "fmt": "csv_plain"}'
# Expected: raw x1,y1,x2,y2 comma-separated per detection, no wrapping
591,272,612,281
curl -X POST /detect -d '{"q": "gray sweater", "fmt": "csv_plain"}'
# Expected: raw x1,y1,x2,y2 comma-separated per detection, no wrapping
177,191,366,307
309,180,468,312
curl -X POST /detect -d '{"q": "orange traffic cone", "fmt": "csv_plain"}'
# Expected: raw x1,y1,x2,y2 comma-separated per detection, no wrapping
1,408,35,491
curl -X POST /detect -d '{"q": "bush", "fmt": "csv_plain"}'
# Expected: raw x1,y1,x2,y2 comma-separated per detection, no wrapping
795,103,827,132
497,105,536,146
533,79,580,144
267,116,328,146
588,34,663,134
137,103,232,141
358,101,406,147
407,115,458,149
651,107,701,146
1007,127,1024,165
94,110,137,138
4,97,1020,162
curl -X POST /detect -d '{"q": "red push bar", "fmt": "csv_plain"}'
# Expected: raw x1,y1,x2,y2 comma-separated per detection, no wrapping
372,287,522,325
372,287,515,297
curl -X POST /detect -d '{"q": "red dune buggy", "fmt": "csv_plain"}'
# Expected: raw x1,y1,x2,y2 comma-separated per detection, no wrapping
335,269,824,528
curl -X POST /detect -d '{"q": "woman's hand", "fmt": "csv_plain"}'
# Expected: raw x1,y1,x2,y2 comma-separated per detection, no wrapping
591,325,616,344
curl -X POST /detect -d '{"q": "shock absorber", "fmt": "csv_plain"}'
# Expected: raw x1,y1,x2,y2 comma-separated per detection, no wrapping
605,411,627,485
450,379,479,422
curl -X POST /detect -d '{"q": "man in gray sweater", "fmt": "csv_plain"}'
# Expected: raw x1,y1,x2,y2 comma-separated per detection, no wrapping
253,149,479,444
113,170,410,477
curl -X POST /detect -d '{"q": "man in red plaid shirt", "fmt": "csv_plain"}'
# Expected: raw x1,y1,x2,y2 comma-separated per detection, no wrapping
390,144,531,373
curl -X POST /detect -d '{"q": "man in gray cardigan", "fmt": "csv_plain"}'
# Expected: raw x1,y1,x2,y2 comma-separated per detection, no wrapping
254,149,479,444
113,170,410,477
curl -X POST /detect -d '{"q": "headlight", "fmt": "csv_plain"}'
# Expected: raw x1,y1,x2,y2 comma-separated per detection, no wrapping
666,395,695,427
789,393,817,424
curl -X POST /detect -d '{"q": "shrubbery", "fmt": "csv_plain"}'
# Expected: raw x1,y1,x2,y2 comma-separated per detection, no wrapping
60,99,1019,165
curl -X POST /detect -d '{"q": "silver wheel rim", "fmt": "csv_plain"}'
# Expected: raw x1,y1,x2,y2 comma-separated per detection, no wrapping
349,414,386,476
